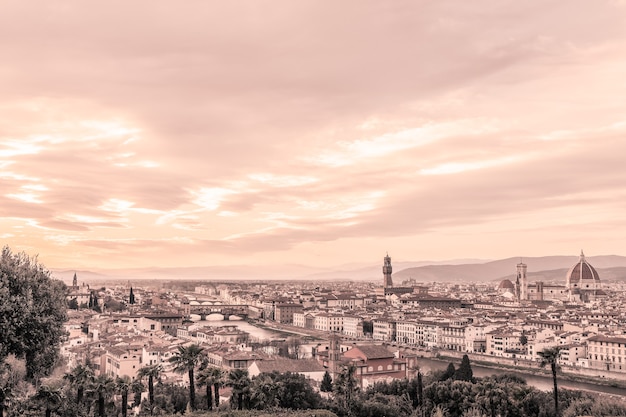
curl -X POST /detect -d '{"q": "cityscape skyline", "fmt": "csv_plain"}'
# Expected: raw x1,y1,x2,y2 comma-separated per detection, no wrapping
2,1,626,270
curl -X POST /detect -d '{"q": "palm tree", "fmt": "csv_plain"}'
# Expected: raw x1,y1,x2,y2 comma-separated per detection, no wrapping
197,365,218,410
212,367,224,408
63,363,94,405
137,364,163,407
33,384,63,417
538,346,563,417
89,374,116,417
226,368,251,410
130,378,145,408
168,344,205,410
115,376,132,417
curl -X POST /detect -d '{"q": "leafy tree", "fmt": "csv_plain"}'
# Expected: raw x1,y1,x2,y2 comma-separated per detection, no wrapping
0,356,26,417
538,346,563,417
137,364,163,407
116,376,132,417
520,334,528,347
249,372,280,409
321,370,333,392
0,247,68,380
227,368,251,410
68,298,79,310
454,355,474,382
440,363,456,381
168,344,205,411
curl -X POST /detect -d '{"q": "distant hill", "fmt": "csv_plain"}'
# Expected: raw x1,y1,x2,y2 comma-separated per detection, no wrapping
392,255,626,283
50,255,626,285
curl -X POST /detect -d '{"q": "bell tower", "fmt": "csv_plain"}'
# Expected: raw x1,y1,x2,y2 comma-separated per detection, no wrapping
517,260,527,301
383,253,393,288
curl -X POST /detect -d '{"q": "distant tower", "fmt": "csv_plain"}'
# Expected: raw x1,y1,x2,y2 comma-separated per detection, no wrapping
129,287,135,305
383,253,393,288
517,260,527,301
328,333,342,379
72,272,78,288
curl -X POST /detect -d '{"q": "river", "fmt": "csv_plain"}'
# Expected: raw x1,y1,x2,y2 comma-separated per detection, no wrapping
417,357,626,397
190,317,624,396
191,315,284,341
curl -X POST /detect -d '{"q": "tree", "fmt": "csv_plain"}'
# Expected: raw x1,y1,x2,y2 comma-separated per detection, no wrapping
539,346,563,417
321,370,333,392
64,363,94,405
454,355,474,382
417,370,424,407
197,365,221,410
0,247,68,380
520,334,528,347
89,374,115,417
0,357,26,417
116,376,132,417
212,367,224,408
333,364,359,416
440,363,456,381
130,378,145,408
137,364,163,407
33,384,63,417
227,368,251,410
168,344,205,411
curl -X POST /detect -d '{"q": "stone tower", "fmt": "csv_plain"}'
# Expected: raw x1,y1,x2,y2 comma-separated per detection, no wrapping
328,332,342,379
517,260,527,301
383,253,393,288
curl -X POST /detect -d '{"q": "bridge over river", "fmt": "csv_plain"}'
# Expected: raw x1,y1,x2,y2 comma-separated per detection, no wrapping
187,304,248,320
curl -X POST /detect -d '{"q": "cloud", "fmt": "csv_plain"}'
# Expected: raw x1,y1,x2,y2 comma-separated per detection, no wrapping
1,1,626,269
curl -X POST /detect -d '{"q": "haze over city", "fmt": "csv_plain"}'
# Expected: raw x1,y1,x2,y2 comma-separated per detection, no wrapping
2,1,626,272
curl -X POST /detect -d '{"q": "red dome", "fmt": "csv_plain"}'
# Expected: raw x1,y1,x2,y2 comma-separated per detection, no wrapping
566,251,600,287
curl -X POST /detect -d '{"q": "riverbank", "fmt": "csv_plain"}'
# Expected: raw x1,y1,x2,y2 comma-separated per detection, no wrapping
246,319,324,341
433,354,626,390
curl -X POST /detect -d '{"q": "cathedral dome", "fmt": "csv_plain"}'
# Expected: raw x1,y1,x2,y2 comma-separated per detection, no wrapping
498,279,515,291
566,250,600,288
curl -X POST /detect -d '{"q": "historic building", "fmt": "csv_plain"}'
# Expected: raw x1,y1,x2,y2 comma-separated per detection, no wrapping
566,251,606,303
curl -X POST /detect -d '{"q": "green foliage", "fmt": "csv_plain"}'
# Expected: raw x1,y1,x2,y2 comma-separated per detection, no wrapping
249,371,322,410
538,346,563,417
0,247,68,380
440,363,456,381
321,371,333,392
137,363,163,406
227,369,252,410
169,344,205,410
454,355,474,382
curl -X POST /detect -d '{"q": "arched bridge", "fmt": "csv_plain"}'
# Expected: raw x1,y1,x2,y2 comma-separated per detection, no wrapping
188,304,248,320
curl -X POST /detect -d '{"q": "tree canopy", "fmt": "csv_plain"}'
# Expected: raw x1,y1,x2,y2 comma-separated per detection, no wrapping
0,246,68,380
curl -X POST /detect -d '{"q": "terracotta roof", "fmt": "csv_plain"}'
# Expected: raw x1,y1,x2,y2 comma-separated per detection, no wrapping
346,344,394,360
252,359,325,374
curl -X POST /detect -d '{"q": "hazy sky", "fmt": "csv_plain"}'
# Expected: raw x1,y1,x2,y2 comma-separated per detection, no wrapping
2,1,626,270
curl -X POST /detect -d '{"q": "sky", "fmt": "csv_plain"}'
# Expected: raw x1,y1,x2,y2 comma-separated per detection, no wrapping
1,1,626,271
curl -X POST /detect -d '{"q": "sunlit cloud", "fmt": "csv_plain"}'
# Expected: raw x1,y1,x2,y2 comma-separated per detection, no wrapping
420,156,523,176
248,173,318,187
307,119,503,167
191,187,239,211
6,193,43,204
